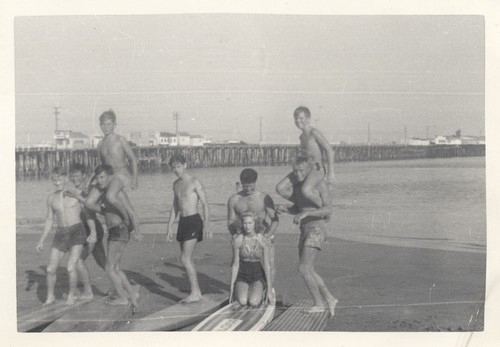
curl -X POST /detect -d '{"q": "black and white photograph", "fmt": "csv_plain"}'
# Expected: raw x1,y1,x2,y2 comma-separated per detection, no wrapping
3,1,500,346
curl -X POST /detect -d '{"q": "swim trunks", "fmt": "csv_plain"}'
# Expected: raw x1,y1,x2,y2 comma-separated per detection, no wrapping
299,217,327,251
114,169,131,189
177,213,203,243
236,260,266,286
52,222,87,253
108,223,132,243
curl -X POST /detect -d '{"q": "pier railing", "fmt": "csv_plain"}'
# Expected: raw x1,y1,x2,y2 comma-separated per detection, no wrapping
15,144,485,179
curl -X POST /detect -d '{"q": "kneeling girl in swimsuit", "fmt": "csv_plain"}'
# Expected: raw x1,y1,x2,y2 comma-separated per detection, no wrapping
229,212,274,307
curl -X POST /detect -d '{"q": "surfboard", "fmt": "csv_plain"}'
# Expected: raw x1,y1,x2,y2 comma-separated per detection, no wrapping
263,298,330,331
118,292,228,331
17,297,96,332
192,301,275,331
43,285,142,332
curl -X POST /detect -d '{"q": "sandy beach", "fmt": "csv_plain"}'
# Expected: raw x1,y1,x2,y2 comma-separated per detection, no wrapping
16,223,485,331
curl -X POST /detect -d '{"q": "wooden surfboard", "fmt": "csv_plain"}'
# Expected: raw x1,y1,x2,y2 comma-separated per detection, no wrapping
118,292,228,331
43,285,142,332
17,297,96,332
192,301,275,331
263,298,330,331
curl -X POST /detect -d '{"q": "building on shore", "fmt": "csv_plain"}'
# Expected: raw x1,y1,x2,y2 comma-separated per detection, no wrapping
178,132,191,146
433,135,462,145
54,130,90,150
408,130,485,146
408,137,431,146
91,135,103,148
148,131,208,147
190,134,206,147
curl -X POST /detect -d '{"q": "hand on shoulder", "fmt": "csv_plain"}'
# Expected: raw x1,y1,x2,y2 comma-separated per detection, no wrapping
231,233,243,247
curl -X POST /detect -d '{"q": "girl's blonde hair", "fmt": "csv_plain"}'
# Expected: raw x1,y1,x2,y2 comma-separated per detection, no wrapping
240,211,265,234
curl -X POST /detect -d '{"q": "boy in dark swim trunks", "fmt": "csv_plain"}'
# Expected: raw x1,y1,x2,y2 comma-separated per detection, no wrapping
67,163,106,268
166,154,211,303
91,164,142,308
276,106,335,208
36,167,88,306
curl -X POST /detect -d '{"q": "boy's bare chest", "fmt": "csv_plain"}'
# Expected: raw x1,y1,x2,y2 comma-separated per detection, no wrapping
100,139,124,157
52,194,79,212
174,182,195,198
235,196,265,214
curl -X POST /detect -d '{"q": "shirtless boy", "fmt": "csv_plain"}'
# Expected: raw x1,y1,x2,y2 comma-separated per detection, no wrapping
85,110,138,227
166,154,211,303
276,155,338,317
89,164,142,308
36,167,88,305
276,106,335,208
227,168,279,288
67,163,106,271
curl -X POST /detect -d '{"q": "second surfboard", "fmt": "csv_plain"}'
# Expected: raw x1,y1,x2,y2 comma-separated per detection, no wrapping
192,301,275,331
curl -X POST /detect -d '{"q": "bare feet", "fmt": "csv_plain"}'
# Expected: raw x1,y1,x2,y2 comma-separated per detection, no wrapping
326,298,338,318
65,295,76,306
43,297,56,305
105,287,116,296
130,289,140,312
303,306,327,314
77,292,94,301
105,297,129,306
180,293,202,304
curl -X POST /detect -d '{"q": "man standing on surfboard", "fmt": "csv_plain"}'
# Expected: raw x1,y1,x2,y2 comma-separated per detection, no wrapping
166,154,212,303
88,164,142,309
227,168,279,290
36,166,89,306
276,155,338,317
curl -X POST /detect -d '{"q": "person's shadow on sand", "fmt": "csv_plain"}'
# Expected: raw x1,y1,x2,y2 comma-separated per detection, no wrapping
25,266,105,303
157,262,229,295
125,270,182,302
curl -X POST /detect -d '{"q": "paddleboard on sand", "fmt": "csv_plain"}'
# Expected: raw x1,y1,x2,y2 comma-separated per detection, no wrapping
118,292,228,331
264,298,330,331
17,297,96,332
43,285,142,332
192,300,275,331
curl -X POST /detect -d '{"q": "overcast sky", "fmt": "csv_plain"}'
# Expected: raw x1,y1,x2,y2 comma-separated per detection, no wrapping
15,15,484,145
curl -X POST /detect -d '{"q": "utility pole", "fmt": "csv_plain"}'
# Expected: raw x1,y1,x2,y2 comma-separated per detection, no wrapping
54,107,60,132
367,121,371,145
173,112,180,145
259,117,262,145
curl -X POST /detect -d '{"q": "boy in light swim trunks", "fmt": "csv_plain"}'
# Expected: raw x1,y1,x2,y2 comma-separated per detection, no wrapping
36,167,88,305
85,110,138,227
166,154,211,303
276,106,335,208
91,164,142,309
276,155,338,317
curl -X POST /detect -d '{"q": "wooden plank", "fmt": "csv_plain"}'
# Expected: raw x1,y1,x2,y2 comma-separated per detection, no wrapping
192,301,275,331
263,298,329,331
17,297,96,332
118,292,228,331
43,285,142,332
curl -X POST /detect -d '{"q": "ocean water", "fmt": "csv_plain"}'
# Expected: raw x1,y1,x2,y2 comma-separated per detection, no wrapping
16,157,486,253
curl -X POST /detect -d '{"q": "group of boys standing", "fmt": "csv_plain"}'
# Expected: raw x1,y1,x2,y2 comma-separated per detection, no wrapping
37,106,338,316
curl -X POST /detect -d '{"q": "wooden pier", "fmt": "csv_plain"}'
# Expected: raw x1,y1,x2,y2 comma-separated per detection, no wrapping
15,144,485,180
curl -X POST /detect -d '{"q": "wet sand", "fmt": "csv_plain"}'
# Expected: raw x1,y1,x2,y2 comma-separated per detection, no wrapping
16,226,485,332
